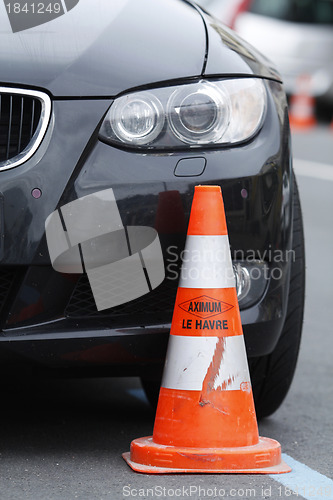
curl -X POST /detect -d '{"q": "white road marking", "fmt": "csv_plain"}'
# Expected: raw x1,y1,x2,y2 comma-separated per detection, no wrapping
270,454,333,499
294,158,333,181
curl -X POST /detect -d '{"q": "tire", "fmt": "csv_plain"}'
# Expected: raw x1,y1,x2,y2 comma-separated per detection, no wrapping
249,178,305,419
142,179,306,419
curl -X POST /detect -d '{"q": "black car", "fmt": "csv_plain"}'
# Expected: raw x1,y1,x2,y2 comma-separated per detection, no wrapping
0,0,305,418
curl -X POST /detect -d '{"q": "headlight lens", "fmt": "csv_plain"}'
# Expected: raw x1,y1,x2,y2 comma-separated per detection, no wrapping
167,82,230,144
100,78,267,150
109,93,164,145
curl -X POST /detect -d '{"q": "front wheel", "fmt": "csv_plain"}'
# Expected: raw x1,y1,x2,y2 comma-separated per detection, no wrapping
249,179,305,419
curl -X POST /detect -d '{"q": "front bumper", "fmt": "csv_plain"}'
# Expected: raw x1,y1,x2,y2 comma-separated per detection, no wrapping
0,80,293,374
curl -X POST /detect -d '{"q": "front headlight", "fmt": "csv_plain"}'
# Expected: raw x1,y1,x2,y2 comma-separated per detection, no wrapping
99,78,267,150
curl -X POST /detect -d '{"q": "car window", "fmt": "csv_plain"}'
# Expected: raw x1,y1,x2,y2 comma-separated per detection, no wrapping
249,0,333,24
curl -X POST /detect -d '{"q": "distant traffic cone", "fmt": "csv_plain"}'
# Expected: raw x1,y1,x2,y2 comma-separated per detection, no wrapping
289,74,317,130
123,185,291,474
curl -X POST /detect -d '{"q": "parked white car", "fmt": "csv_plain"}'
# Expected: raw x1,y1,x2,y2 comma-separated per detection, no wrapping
199,0,333,104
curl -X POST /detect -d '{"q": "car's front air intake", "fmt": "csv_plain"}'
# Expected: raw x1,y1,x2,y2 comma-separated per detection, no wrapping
0,87,51,171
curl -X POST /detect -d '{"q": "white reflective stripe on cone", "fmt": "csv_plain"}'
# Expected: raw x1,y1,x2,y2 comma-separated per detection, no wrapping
161,335,251,392
179,235,236,289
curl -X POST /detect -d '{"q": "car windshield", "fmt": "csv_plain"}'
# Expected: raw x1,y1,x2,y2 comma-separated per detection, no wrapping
249,0,333,24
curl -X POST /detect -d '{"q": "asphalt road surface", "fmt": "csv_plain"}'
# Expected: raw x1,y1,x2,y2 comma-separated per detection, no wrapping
0,126,332,500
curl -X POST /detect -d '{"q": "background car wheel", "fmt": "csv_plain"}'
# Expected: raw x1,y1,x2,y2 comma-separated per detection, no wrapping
249,178,305,419
142,178,305,419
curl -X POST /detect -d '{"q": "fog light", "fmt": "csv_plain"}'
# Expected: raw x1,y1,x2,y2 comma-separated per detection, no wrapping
233,261,269,309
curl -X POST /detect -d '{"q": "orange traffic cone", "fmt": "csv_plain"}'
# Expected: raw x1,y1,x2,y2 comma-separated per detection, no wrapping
123,185,291,474
289,74,317,130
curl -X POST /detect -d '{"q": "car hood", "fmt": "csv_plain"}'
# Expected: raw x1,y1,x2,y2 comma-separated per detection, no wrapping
0,0,207,97
201,11,281,82
0,0,279,98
